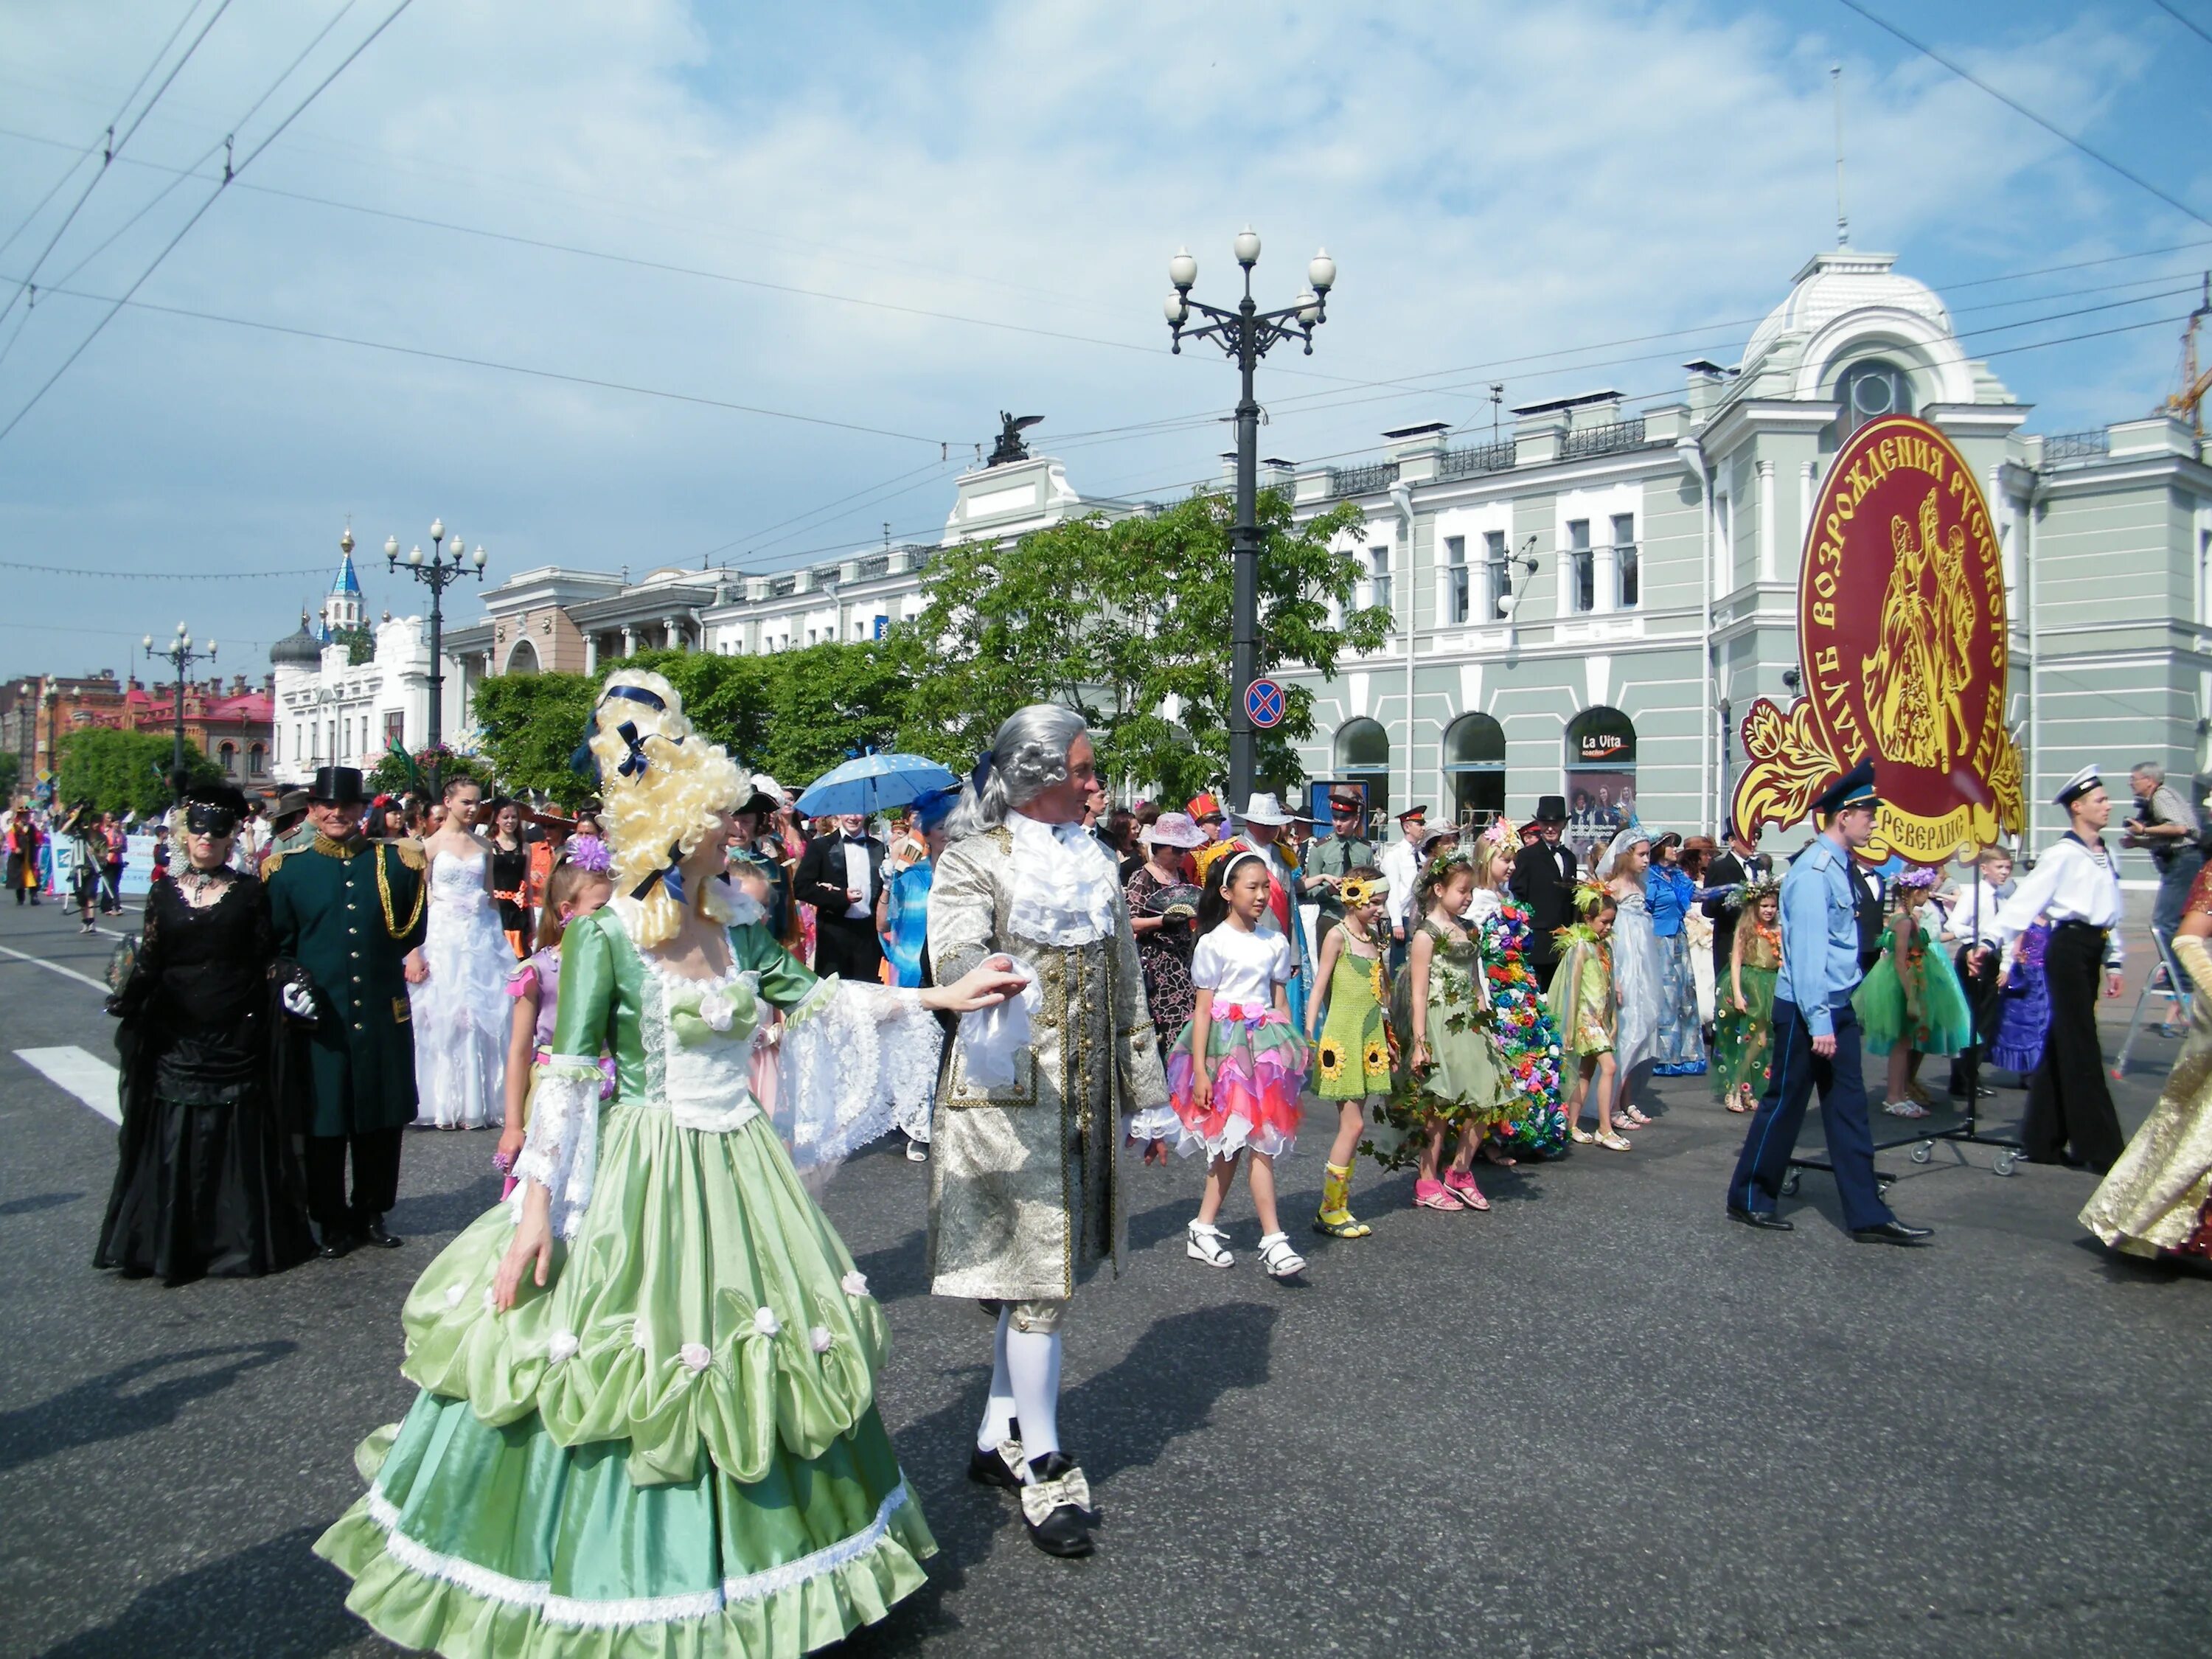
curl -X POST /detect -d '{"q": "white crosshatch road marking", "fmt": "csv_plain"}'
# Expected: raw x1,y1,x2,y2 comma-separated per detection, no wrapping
15,1046,122,1125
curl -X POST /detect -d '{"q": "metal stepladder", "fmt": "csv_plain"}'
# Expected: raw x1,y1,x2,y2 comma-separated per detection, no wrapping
2112,924,2193,1079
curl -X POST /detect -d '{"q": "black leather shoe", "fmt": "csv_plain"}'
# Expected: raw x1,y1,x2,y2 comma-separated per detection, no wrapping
361,1219,404,1249
968,1441,1025,1491
317,1231,358,1260
1851,1220,1934,1246
1728,1205,1793,1231
1019,1452,1098,1558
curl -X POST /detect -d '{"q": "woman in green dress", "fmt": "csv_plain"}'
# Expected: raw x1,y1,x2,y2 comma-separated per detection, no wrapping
316,670,1023,1659
1712,881,1782,1113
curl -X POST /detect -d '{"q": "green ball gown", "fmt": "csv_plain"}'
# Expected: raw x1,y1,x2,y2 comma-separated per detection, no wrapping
315,894,946,1658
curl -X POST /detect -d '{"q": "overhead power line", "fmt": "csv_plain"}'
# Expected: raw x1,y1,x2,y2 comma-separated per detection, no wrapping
1834,0,2212,231
0,557,327,580
0,0,415,447
2152,1,2212,50
0,0,226,325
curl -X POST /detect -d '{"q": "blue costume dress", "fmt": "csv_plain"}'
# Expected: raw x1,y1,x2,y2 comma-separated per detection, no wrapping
880,854,933,989
1649,863,1707,1075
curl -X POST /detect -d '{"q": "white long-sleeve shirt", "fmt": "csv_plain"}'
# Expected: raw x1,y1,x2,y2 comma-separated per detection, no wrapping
1995,835,2124,967
1378,838,1420,935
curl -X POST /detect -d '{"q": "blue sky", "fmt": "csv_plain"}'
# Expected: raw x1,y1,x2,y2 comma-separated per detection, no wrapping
0,0,2207,681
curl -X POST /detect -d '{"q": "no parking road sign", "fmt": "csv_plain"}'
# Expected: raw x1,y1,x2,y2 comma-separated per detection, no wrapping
1244,677,1287,729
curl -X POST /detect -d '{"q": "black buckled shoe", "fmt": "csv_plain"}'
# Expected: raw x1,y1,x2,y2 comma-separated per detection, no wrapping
362,1218,405,1249
1851,1220,1934,1246
1727,1205,1793,1232
968,1439,1026,1492
1019,1452,1099,1558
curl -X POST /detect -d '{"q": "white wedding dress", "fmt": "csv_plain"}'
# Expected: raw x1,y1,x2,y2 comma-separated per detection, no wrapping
409,847,512,1129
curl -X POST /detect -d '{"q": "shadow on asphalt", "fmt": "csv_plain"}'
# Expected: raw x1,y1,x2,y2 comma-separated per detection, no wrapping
35,1526,363,1659
0,1342,295,1474
0,1191,83,1218
850,1299,1282,1656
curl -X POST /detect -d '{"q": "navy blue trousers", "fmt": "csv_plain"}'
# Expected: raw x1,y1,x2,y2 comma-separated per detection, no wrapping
1726,998,1895,1231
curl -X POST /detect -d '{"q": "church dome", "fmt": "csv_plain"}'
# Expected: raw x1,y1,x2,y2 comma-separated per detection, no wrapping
1742,250,1950,373
271,613,321,669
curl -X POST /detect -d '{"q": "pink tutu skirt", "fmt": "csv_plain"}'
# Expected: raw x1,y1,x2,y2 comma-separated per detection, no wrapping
1137,1002,1308,1161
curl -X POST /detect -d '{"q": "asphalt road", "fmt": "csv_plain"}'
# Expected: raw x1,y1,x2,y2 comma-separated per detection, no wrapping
1,894,2208,1659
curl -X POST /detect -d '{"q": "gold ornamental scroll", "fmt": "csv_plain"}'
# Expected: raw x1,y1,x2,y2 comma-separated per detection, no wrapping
1730,414,2023,866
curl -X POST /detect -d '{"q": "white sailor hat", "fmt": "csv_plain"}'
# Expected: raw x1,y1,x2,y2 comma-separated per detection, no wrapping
2055,765,2103,809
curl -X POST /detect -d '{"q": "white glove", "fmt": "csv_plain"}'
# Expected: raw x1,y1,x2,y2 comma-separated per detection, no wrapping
280,981,316,1019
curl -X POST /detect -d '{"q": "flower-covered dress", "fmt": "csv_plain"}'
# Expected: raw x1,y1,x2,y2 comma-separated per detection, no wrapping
1470,889,1568,1157
1856,902,1972,1057
316,897,947,1658
1713,921,1781,1102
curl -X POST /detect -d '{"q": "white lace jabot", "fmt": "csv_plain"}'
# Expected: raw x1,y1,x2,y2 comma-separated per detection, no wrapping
1004,810,1121,947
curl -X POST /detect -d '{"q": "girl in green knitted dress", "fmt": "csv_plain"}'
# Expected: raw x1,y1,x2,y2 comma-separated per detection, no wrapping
316,670,1024,1659
1304,869,1391,1238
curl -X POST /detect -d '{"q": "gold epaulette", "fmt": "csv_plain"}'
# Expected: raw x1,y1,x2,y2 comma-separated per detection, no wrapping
394,838,427,872
312,832,362,860
262,852,285,877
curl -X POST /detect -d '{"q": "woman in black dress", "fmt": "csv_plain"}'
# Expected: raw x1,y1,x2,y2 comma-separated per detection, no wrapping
95,784,316,1285
487,796,530,958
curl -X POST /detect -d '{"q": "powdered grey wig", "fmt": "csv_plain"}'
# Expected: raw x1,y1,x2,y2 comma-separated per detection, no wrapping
946,703,1088,838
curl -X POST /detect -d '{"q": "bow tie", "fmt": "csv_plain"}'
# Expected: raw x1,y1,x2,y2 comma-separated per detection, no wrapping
844,836,868,846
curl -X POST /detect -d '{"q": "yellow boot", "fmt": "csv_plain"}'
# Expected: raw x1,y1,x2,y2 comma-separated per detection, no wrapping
1312,1161,1372,1239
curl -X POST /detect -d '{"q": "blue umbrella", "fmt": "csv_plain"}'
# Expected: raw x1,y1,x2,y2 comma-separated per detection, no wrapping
794,752,960,820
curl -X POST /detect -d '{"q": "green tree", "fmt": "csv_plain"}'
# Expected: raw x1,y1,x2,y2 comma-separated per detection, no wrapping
330,625,375,666
905,487,1387,800
0,749,18,803
57,727,220,817
763,636,923,785
467,674,602,807
618,650,779,775
366,744,492,801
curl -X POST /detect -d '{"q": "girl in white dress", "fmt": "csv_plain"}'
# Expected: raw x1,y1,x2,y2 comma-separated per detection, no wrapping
409,776,512,1129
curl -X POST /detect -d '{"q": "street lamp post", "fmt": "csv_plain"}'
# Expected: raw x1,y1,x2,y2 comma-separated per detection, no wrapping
1164,229,1336,813
142,623,216,802
386,518,487,797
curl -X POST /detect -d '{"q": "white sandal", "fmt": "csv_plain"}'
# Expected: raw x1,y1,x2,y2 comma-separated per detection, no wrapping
1256,1231,1306,1278
1186,1221,1234,1267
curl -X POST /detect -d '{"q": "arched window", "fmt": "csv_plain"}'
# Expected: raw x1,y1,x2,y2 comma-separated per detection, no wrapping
1442,712,1506,827
1333,716,1390,823
505,637,541,676
1563,706,1638,867
1835,358,1913,439
218,740,237,774
247,744,265,777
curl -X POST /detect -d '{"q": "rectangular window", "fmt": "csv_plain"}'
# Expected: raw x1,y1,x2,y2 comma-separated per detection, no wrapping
1370,543,1393,613
1613,512,1638,608
1444,535,1469,625
248,747,264,777
384,711,404,750
1484,530,1509,620
1568,519,1593,613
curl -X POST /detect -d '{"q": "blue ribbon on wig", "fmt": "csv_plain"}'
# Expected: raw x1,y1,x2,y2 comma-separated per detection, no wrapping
613,721,650,779
571,685,675,785
969,750,995,799
630,841,686,905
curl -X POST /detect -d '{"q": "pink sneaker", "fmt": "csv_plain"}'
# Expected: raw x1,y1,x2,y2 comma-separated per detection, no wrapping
1413,1177,1465,1211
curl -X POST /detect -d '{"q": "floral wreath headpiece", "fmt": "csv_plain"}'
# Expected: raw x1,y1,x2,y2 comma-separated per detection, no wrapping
1729,877,1780,913
1894,866,1941,891
1478,815,1519,850
1423,844,1474,883
1338,874,1388,908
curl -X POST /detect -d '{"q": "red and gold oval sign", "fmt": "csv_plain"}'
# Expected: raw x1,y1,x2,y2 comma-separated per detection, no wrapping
1732,414,2023,863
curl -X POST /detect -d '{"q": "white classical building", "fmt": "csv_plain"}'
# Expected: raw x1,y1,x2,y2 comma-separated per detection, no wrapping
267,543,474,786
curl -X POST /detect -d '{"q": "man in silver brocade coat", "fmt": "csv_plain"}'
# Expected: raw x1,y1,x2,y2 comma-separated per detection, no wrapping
925,705,1169,1561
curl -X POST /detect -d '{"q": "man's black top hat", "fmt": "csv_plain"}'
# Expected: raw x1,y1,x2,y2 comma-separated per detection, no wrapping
307,765,367,806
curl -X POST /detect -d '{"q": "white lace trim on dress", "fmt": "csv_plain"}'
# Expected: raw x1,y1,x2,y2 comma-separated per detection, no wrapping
1004,810,1121,947
775,977,940,1173
364,1480,913,1628
509,1056,604,1239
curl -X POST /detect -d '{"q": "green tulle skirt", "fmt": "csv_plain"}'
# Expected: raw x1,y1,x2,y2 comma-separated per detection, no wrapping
313,1103,936,1658
1712,963,1779,1101
1855,942,1972,1057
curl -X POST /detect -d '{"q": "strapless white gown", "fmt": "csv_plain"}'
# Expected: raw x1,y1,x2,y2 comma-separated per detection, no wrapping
409,848,512,1129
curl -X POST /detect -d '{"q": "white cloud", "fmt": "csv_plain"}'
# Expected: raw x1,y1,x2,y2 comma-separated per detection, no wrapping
0,0,2188,671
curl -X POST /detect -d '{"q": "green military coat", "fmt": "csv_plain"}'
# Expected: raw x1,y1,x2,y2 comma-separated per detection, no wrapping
267,833,428,1137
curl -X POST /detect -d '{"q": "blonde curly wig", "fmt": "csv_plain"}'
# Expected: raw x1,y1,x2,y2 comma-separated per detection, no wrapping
586,669,743,950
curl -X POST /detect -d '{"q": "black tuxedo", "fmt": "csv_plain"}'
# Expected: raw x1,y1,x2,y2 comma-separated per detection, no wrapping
796,832,887,983
1509,838,1579,987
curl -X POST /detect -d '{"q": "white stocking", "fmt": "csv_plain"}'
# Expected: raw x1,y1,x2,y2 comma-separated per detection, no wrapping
1005,1326,1064,1468
975,1307,1017,1453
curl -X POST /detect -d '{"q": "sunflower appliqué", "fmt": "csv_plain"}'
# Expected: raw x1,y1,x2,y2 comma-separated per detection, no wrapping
1316,1038,1346,1084
1361,1038,1388,1076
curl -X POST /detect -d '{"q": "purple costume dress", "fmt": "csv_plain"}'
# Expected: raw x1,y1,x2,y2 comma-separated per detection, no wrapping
1990,919,2052,1076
